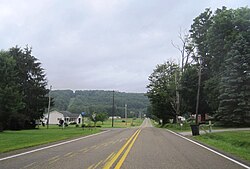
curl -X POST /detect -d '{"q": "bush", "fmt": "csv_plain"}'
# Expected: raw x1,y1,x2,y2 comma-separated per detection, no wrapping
0,123,3,132
75,124,79,127
8,114,27,130
122,120,126,123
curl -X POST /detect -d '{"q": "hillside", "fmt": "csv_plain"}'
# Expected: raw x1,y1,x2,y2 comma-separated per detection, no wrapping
50,90,149,117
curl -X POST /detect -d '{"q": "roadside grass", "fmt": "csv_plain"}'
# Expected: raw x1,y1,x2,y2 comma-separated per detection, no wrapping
0,125,100,153
0,118,143,153
193,131,250,162
152,121,225,132
161,123,191,132
96,118,143,128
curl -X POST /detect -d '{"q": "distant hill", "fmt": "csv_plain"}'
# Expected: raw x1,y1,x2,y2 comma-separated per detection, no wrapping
50,90,149,118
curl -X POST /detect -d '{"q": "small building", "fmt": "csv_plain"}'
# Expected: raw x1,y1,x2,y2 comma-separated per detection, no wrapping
43,111,82,125
108,116,121,119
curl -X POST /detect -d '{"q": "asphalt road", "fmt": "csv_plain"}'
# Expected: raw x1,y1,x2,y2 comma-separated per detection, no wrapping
0,119,249,169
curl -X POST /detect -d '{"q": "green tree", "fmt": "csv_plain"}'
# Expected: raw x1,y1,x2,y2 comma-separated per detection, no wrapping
9,46,49,129
217,36,250,126
180,64,198,114
147,62,178,125
97,113,108,125
0,51,24,130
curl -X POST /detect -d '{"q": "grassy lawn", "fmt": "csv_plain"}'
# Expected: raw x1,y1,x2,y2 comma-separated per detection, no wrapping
193,131,250,162
0,125,100,153
96,118,143,128
0,118,143,153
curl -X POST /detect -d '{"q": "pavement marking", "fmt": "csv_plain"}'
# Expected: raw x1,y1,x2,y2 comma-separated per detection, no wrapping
103,143,109,147
48,155,60,161
82,149,89,153
94,145,102,150
90,145,97,149
69,153,76,158
166,129,250,169
119,138,127,142
0,130,110,162
64,152,73,157
48,156,60,164
49,158,60,164
79,148,88,152
103,152,115,164
114,129,141,169
103,129,140,169
87,164,94,169
21,162,36,169
93,160,103,169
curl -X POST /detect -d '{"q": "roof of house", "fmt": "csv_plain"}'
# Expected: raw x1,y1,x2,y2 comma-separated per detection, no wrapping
60,111,80,118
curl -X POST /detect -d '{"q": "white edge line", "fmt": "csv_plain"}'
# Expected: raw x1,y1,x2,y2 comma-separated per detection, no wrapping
0,130,110,162
166,129,250,169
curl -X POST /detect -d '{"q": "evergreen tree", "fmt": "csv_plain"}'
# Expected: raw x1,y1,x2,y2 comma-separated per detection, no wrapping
217,36,250,126
8,46,49,129
0,51,24,130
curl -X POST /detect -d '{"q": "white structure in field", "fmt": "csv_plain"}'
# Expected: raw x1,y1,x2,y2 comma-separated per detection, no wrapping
108,116,121,119
43,110,82,125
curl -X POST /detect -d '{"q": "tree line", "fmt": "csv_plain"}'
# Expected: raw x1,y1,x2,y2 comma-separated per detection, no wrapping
51,90,149,118
147,7,250,127
0,46,49,131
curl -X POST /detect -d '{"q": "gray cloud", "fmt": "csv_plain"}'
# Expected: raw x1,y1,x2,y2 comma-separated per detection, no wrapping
0,0,249,92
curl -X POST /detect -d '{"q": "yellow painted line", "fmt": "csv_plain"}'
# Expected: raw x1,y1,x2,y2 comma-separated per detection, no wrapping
103,129,140,169
22,162,36,168
114,129,141,169
87,164,94,169
92,160,103,169
64,152,73,157
103,152,115,163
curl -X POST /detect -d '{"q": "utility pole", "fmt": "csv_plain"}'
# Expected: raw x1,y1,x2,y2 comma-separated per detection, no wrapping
175,69,180,123
195,58,202,125
47,85,52,129
125,104,127,125
112,90,114,127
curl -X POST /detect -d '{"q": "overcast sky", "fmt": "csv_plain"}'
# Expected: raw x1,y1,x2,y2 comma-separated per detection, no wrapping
0,0,249,93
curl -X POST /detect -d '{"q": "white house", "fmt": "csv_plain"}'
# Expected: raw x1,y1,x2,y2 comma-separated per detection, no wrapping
43,111,82,125
108,116,121,119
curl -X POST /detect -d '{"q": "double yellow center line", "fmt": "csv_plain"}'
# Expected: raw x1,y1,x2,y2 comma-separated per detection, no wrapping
103,128,142,169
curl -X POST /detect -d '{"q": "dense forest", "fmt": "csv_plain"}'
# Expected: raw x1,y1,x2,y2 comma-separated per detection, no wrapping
51,90,149,118
147,7,250,127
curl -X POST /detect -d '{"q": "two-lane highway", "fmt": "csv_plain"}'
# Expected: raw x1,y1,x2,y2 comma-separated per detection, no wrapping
0,119,249,169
